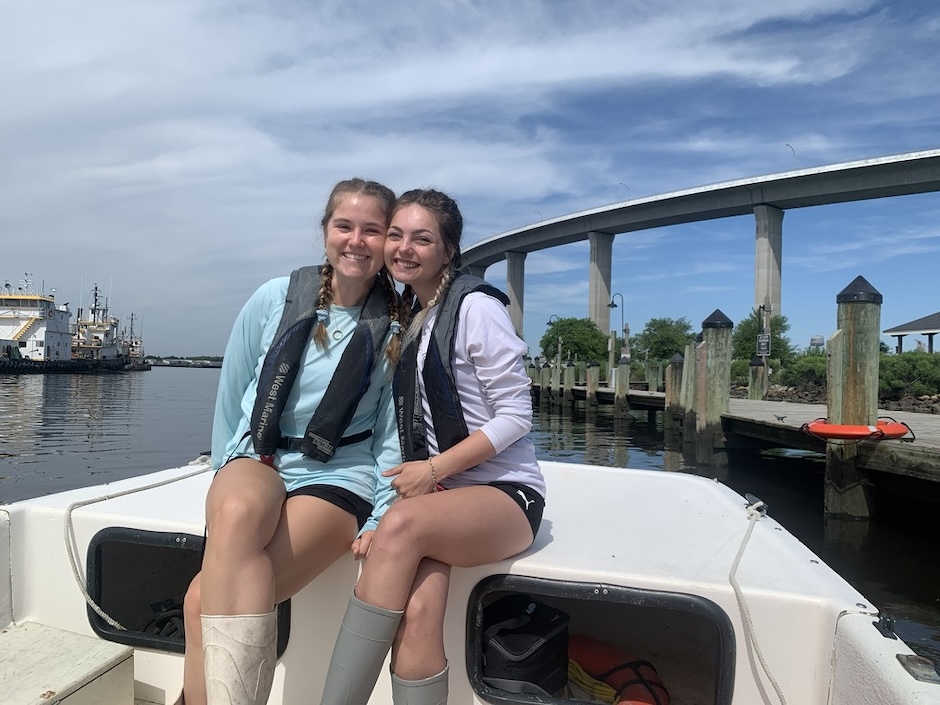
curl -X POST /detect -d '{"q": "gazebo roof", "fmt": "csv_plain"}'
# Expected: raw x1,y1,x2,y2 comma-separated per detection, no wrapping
883,311,940,336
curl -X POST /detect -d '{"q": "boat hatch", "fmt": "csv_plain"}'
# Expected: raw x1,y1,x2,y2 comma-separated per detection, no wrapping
85,527,290,655
466,574,735,705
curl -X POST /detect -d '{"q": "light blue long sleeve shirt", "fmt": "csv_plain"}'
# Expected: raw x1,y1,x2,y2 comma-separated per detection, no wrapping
211,276,400,534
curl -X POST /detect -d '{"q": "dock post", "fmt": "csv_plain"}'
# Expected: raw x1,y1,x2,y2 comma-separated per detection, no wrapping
664,353,684,435
550,361,562,409
695,310,733,466
538,364,552,411
526,360,538,387
563,361,576,408
824,276,882,518
586,362,600,417
747,356,767,400
613,358,630,417
679,338,698,445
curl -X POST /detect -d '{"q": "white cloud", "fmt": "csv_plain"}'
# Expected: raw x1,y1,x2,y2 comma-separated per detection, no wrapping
2,0,937,354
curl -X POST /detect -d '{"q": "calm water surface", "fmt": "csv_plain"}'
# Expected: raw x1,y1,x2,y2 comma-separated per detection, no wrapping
1,367,938,662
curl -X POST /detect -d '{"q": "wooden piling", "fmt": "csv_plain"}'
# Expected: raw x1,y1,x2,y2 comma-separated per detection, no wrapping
679,338,698,443
613,360,630,417
664,353,684,435
538,365,552,410
586,362,600,416
825,276,883,518
563,362,576,407
747,356,766,400
550,362,562,408
695,310,733,466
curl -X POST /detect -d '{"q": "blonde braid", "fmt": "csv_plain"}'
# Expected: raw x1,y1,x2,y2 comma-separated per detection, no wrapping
380,270,402,365
313,263,334,349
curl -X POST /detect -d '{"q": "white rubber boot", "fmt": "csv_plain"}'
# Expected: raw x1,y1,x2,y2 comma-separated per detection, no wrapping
391,665,449,705
320,593,404,705
202,611,277,705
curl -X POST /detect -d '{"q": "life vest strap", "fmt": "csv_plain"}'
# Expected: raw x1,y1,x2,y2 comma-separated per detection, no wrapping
277,429,373,453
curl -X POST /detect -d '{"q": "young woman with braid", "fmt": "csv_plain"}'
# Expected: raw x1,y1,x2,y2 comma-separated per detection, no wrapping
320,189,545,705
174,178,404,705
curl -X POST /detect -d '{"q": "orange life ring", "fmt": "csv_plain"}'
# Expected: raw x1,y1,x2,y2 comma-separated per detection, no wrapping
568,634,670,705
801,417,912,441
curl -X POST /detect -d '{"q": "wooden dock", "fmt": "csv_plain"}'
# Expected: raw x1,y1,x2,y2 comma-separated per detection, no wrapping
721,398,940,485
532,383,940,485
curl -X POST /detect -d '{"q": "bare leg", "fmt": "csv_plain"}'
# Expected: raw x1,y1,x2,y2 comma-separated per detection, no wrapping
356,486,533,612
391,558,451,681
200,459,287,617
179,462,360,705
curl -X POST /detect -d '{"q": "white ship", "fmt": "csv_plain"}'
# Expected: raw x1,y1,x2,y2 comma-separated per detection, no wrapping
72,283,128,368
0,275,75,371
0,274,142,374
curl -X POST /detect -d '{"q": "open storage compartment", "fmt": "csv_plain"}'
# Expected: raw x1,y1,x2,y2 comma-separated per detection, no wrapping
86,527,290,655
466,574,735,705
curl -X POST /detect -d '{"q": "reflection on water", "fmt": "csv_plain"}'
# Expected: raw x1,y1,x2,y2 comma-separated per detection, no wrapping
530,404,940,664
0,368,218,502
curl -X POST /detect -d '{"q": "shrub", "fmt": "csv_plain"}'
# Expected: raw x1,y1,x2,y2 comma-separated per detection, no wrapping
776,354,827,388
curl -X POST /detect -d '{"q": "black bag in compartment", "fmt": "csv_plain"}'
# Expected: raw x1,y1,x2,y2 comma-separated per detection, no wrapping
481,593,570,696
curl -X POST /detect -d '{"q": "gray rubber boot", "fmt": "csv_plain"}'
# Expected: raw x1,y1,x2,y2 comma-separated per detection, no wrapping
391,665,449,705
202,611,277,705
320,593,404,705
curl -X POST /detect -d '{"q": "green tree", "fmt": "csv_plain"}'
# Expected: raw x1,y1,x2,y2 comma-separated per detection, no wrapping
732,308,795,363
631,317,695,361
539,317,607,363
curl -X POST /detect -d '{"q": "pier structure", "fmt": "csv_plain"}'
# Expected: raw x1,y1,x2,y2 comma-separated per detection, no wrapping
529,277,937,516
462,149,940,339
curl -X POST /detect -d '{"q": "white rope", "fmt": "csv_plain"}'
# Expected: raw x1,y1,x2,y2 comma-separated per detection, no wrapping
729,499,788,705
64,456,212,631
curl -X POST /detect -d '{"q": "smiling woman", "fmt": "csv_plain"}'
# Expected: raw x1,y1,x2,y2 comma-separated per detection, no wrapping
319,189,546,705
170,177,406,705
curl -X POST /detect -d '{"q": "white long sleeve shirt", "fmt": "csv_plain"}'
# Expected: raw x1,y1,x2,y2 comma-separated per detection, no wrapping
417,291,545,497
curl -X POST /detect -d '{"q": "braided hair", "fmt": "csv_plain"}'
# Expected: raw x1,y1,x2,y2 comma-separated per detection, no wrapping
313,178,401,363
390,188,463,342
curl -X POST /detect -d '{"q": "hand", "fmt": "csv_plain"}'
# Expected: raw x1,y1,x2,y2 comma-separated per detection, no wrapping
383,460,436,499
351,530,374,560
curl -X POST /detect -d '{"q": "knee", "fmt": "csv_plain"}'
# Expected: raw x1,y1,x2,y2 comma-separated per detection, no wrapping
206,492,269,544
372,503,421,554
183,573,202,622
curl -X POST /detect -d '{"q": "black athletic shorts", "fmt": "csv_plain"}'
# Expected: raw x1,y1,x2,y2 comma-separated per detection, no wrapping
490,482,545,539
221,455,373,530
287,484,373,531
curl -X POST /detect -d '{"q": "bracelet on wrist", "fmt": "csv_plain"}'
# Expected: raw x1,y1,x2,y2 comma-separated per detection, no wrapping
428,457,438,492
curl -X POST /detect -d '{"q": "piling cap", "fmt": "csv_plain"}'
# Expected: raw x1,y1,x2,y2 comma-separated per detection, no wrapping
669,353,684,364
836,275,882,304
749,355,765,366
702,309,733,329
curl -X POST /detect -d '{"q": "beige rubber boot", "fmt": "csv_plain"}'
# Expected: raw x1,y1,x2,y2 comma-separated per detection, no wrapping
320,593,404,705
391,665,449,705
202,611,277,705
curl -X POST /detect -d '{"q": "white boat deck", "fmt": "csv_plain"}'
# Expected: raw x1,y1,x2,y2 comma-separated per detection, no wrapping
2,459,937,704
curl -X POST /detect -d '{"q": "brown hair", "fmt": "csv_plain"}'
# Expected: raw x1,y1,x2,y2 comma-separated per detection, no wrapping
390,189,463,339
313,178,402,363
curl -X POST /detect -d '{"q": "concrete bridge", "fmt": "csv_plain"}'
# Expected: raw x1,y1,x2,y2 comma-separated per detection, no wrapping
462,149,940,337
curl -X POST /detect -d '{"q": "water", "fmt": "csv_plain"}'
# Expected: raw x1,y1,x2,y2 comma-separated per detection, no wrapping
1,368,938,662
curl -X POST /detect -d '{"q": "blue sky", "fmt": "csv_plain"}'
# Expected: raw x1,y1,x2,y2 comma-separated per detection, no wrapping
3,1,939,356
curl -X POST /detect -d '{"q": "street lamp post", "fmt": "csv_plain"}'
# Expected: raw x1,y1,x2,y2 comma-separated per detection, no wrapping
608,293,627,365
546,315,561,370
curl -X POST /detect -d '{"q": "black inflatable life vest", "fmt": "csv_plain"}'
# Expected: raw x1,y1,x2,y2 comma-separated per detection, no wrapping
251,266,391,461
395,272,510,461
